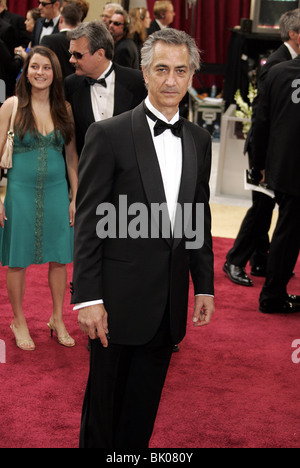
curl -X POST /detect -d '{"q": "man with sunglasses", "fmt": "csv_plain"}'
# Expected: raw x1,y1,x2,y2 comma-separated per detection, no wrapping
31,0,62,47
109,10,139,70
65,20,147,157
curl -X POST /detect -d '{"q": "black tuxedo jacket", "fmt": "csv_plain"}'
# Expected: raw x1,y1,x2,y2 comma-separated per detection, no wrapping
245,43,292,158
114,37,139,69
31,18,60,47
147,20,161,36
64,64,147,155
252,55,300,198
41,31,74,79
0,10,30,49
71,102,214,346
0,16,15,56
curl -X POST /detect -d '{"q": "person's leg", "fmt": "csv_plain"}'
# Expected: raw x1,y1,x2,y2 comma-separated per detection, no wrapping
79,312,173,448
260,193,300,306
227,191,275,267
48,262,75,347
7,267,35,350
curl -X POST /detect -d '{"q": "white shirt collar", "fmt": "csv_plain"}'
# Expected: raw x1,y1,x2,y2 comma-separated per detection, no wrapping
145,96,180,125
284,42,298,60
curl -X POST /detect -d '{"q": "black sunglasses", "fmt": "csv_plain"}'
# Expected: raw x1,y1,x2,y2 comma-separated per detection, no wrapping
68,50,90,60
38,1,56,6
109,20,124,27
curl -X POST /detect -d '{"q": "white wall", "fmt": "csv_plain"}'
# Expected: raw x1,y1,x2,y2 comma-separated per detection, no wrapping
86,0,122,22
85,0,148,21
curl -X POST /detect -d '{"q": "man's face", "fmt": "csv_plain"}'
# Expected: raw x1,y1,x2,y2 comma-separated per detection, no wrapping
109,13,125,42
143,41,193,117
38,0,58,20
69,37,98,78
165,4,175,26
101,7,114,27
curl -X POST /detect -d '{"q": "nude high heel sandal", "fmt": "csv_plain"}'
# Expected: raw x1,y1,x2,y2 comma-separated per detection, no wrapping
47,321,75,348
10,322,36,351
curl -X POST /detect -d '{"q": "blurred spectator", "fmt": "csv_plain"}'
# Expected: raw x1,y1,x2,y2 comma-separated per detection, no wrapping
147,1,175,35
109,9,139,69
42,2,82,78
31,0,62,46
101,2,123,29
14,9,41,60
61,0,90,22
128,7,151,65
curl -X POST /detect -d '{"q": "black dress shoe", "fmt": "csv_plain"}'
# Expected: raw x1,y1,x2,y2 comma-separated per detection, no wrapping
223,262,253,287
251,266,266,277
173,344,180,353
259,298,300,314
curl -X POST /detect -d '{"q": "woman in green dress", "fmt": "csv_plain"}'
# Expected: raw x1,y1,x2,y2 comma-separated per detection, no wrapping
0,46,78,351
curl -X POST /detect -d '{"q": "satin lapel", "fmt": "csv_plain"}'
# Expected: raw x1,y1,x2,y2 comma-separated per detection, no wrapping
132,103,172,247
173,123,198,250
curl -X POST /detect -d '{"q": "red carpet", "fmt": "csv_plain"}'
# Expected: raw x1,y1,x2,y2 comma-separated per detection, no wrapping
0,237,300,448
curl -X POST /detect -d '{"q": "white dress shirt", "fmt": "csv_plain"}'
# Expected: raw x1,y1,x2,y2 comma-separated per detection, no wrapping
39,15,60,43
90,62,115,122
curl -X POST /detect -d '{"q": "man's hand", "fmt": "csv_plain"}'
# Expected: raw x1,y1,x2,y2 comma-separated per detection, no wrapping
78,304,109,347
192,295,215,327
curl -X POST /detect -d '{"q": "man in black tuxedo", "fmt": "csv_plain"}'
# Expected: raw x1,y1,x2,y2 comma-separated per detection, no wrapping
41,2,81,79
252,44,300,314
224,9,300,287
71,28,215,448
147,0,175,35
65,21,147,156
31,0,62,47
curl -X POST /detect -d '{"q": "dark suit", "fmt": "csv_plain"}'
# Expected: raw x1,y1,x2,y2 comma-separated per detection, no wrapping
226,44,293,270
31,17,60,47
0,16,15,56
252,56,300,303
0,38,22,98
0,9,30,50
147,19,162,36
64,64,147,155
114,37,139,69
41,31,74,79
71,102,214,447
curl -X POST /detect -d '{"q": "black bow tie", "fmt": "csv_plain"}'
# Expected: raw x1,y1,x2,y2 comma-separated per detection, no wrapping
86,77,107,88
85,65,114,89
144,104,183,138
43,19,54,28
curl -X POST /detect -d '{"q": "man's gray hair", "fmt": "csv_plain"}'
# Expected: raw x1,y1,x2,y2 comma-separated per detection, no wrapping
280,8,300,41
68,21,114,60
141,28,201,73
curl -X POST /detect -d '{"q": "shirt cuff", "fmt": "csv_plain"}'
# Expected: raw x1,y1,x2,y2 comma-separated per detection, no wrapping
195,294,214,298
73,300,103,311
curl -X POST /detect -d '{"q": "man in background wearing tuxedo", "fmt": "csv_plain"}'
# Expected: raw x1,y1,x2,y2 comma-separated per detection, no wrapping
252,36,300,314
65,21,147,156
223,9,300,287
72,28,215,448
41,2,82,78
31,0,62,46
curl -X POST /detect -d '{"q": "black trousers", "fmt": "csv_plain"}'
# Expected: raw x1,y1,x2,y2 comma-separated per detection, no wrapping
79,311,174,449
227,190,276,268
260,191,300,303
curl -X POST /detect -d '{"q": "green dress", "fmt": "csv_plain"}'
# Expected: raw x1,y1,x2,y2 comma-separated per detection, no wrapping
0,130,73,268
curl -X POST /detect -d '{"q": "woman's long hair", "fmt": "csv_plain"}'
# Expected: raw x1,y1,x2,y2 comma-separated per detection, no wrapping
15,46,74,145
